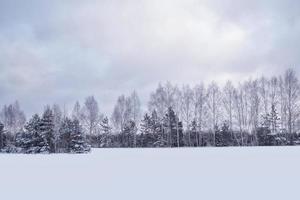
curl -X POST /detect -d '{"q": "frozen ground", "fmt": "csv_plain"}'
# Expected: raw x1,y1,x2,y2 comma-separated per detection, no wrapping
0,147,299,200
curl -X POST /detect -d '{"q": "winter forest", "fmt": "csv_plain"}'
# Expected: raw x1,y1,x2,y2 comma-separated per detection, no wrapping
0,68,300,153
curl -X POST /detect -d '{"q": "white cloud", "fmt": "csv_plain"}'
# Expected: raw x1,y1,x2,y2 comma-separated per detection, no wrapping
0,0,299,116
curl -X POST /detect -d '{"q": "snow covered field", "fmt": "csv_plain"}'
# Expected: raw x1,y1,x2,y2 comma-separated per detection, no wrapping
1,147,300,200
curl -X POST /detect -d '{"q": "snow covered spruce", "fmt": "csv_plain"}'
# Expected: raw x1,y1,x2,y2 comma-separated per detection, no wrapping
1,107,90,154
1,68,300,152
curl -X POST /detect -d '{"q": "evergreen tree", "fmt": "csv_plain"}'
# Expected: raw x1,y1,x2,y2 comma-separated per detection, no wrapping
58,117,73,153
16,114,41,153
257,126,271,146
215,122,233,146
121,120,136,147
140,114,152,135
258,105,281,146
163,107,183,147
99,117,112,147
150,110,165,147
39,108,55,153
163,107,175,147
140,113,155,147
269,105,280,134
15,131,29,152
70,119,91,153
262,105,280,133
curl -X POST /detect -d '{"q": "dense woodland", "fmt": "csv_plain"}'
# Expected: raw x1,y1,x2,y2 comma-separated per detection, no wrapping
1,69,300,153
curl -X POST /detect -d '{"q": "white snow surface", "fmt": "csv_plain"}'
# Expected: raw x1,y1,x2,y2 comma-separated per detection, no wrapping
0,147,299,200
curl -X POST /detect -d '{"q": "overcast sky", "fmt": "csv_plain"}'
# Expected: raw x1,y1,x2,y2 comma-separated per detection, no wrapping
0,0,300,116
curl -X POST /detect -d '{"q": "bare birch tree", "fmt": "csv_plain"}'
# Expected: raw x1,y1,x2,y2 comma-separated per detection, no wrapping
207,82,222,145
222,81,235,131
193,83,207,146
82,96,100,136
284,69,300,135
180,85,194,146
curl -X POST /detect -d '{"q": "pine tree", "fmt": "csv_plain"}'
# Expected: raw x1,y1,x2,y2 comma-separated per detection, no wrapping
259,105,282,146
58,117,73,153
39,108,55,153
150,110,165,147
140,113,155,147
269,105,280,134
163,107,183,147
163,107,175,147
262,105,280,133
140,114,152,135
215,122,232,146
15,131,28,152
121,120,136,147
99,117,112,147
16,114,41,153
70,119,91,153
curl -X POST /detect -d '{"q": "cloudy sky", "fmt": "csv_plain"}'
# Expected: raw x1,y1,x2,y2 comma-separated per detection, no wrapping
0,0,300,116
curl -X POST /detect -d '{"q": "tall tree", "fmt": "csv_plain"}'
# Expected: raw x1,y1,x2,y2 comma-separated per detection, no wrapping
70,119,91,153
21,114,41,153
0,101,26,134
163,107,183,147
284,69,300,135
279,76,288,131
233,85,247,145
120,120,136,147
130,91,141,147
269,76,279,108
207,82,222,145
151,110,165,147
112,95,131,132
39,107,55,153
148,82,176,119
140,113,153,147
148,83,167,119
72,101,82,121
82,96,100,136
269,105,280,134
180,85,194,146
130,91,141,123
193,84,207,146
99,116,113,147
222,81,235,131
246,80,260,145
259,77,271,117
52,104,62,151
58,117,73,152
207,82,222,130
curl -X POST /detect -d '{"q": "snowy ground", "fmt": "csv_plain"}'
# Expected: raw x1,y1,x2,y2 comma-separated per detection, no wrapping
0,147,300,200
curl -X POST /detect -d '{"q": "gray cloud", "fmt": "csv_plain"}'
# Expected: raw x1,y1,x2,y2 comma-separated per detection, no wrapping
0,0,300,116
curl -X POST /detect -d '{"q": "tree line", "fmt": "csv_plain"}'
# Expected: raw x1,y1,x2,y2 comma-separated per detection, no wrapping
0,69,300,153
0,105,90,153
